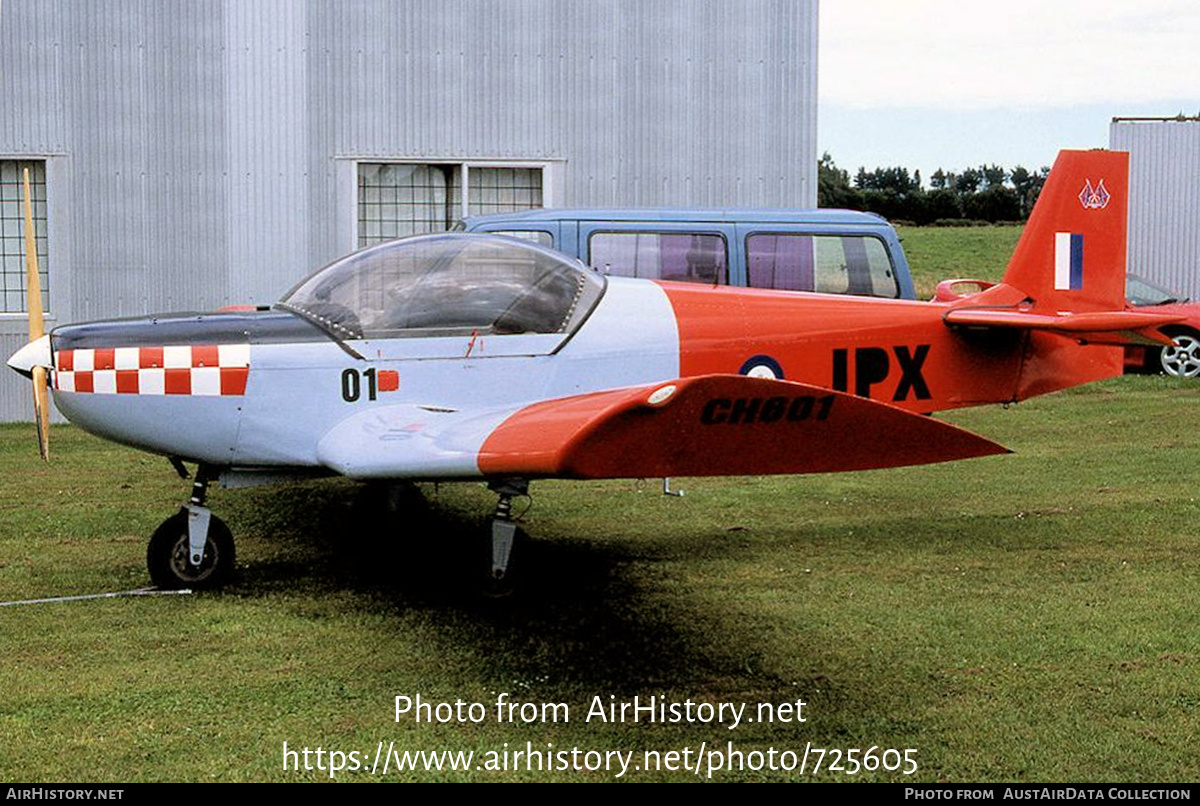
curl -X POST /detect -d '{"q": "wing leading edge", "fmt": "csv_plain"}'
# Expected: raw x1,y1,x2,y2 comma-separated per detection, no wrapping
477,375,1007,479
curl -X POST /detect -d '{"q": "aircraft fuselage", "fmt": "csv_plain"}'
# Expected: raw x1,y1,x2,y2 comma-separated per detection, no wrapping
47,275,1118,477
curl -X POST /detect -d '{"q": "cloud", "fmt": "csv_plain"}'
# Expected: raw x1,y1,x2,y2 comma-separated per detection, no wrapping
821,0,1200,110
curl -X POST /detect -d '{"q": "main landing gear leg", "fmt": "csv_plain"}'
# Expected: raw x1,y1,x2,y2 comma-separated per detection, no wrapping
147,464,235,589
488,479,528,583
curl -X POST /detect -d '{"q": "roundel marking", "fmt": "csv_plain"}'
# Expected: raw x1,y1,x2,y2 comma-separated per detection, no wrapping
739,355,784,380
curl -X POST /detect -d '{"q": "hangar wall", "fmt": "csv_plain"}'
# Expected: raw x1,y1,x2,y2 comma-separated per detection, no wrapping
1110,118,1200,300
0,0,818,422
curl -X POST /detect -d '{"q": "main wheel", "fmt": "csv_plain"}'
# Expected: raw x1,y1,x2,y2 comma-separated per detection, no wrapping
147,509,235,589
1159,330,1200,378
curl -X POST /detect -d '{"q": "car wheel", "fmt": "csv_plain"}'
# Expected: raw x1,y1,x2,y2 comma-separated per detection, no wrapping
1159,331,1200,378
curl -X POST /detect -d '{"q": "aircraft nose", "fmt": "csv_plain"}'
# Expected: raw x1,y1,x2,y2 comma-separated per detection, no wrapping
7,334,51,378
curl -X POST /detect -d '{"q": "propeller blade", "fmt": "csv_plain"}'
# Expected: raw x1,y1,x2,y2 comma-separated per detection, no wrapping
22,167,49,460
32,366,50,461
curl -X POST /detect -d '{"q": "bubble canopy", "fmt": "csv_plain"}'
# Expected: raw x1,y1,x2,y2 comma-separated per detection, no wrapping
278,233,606,341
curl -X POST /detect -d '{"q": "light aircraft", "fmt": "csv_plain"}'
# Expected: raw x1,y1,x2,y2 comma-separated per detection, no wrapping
6,150,1182,590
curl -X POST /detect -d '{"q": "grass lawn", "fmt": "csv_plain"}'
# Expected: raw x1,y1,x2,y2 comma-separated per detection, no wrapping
2,373,1199,782
896,225,1022,299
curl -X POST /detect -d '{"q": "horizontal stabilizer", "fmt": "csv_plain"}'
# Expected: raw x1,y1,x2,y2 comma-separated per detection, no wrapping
478,375,1008,479
944,306,1183,346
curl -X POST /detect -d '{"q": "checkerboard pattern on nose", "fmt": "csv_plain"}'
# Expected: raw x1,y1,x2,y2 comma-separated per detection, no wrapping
53,345,250,396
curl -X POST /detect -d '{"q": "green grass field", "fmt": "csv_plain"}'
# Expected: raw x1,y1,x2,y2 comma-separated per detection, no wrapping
896,225,1022,299
3,227,1198,782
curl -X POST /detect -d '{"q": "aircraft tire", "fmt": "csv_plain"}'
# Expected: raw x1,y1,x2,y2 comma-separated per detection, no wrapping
147,509,236,590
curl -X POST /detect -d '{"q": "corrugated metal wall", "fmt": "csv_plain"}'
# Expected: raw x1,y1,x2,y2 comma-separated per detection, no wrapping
1111,118,1200,299
0,0,817,422
1,1,232,421
309,0,817,266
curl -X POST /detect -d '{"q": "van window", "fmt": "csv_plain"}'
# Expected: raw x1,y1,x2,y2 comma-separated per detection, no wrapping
589,232,727,284
746,234,898,298
490,230,554,248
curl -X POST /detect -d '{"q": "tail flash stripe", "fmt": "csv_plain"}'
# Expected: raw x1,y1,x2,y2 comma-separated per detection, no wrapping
1054,232,1084,291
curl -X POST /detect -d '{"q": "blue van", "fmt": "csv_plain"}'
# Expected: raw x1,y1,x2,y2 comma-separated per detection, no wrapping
455,208,915,300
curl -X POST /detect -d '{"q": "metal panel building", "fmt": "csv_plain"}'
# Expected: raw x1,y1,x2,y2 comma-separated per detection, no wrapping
0,0,819,422
1110,117,1200,298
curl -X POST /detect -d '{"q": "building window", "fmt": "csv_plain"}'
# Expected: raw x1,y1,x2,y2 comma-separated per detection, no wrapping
358,162,544,247
1,160,49,314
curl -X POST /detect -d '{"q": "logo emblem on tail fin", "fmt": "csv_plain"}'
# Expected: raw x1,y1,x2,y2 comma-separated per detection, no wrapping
1079,179,1110,210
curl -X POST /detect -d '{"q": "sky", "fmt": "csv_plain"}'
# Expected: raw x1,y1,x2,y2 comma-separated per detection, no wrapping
819,0,1200,185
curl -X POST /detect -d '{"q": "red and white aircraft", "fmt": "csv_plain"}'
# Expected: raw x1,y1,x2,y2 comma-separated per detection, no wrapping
6,150,1180,589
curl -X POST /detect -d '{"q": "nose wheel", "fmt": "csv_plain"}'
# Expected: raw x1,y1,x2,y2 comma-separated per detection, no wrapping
147,508,235,589
147,463,236,589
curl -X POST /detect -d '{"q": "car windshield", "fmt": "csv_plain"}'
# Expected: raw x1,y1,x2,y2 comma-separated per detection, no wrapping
1127,273,1187,307
278,233,605,340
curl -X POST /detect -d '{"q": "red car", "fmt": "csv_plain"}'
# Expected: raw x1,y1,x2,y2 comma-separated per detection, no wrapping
1124,274,1200,378
934,274,1200,378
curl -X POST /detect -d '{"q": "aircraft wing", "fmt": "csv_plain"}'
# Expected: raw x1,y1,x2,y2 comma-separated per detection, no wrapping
318,375,1008,481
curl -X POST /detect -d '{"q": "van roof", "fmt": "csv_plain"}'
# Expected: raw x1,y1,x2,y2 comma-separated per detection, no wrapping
461,208,891,227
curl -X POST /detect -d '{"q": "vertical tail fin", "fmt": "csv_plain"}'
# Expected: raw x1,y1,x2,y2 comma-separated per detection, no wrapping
1001,150,1128,313
946,150,1179,402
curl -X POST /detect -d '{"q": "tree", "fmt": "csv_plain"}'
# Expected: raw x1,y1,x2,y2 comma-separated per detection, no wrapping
854,166,920,196
930,168,955,190
980,164,1008,190
817,153,863,209
850,165,925,222
925,188,962,221
954,168,982,196
964,186,1022,222
818,154,1043,222
1010,165,1049,218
